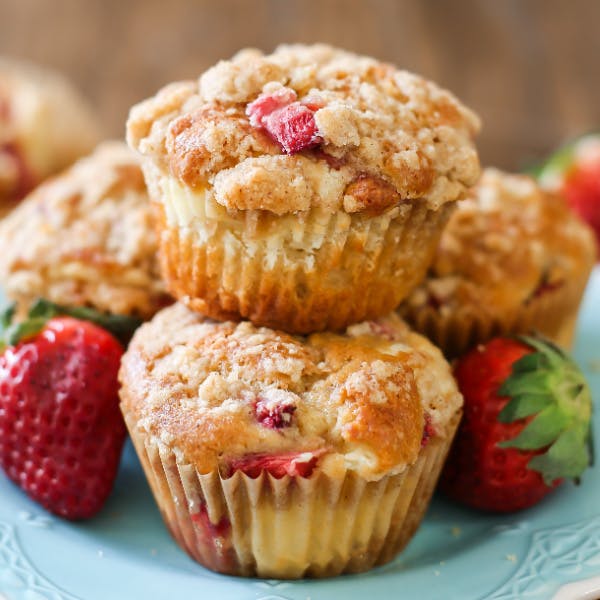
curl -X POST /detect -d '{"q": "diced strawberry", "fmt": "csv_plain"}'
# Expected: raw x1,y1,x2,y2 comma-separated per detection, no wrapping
228,450,324,479
246,87,322,154
531,278,564,299
263,103,322,154
246,87,297,128
420,414,435,448
368,320,400,341
191,504,231,539
253,390,296,429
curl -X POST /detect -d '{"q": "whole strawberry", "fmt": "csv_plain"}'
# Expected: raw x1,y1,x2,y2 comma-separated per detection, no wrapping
0,299,138,519
538,133,600,254
441,336,593,512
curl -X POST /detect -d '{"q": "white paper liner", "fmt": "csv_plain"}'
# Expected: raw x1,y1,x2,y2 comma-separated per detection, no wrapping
125,413,460,579
152,173,453,334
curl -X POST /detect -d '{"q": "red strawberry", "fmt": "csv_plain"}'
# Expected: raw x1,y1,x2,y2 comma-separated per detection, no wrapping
191,505,231,539
0,299,138,519
246,88,322,154
246,87,298,128
562,161,600,250
253,389,297,429
539,133,600,254
228,449,325,479
441,336,593,512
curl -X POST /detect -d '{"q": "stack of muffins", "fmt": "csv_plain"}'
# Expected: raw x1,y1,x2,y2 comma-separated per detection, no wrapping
119,44,479,578
0,42,595,580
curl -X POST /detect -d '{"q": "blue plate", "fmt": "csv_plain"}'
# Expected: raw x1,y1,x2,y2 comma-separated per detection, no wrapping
1,270,600,600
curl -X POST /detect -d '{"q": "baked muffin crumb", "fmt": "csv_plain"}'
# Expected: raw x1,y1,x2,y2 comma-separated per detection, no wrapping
128,43,480,215
0,142,168,317
120,304,462,480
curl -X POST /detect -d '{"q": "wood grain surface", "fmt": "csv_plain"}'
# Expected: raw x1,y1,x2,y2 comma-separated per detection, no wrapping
1,0,598,169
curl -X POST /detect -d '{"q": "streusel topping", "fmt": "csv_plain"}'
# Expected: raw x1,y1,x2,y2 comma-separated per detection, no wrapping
0,142,168,318
403,168,597,315
119,303,462,480
127,44,480,215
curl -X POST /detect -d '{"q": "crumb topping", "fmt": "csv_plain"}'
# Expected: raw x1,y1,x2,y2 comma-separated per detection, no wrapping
119,303,462,480
0,142,168,318
127,44,480,215
402,168,597,314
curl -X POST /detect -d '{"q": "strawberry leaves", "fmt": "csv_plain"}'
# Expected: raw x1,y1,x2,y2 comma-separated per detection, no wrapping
536,132,600,181
497,336,593,485
0,298,142,349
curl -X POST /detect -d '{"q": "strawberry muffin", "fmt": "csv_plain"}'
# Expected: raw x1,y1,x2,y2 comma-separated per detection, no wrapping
0,142,169,319
127,44,480,333
399,168,596,358
119,302,463,578
0,57,99,216
538,133,600,255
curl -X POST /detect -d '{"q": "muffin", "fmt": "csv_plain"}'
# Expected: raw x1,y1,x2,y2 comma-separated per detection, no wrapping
0,57,99,216
399,168,597,358
538,133,600,254
119,302,463,578
127,43,480,333
0,142,169,319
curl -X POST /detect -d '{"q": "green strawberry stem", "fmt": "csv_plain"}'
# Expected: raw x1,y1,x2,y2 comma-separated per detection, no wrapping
0,299,142,349
497,336,593,486
534,132,600,180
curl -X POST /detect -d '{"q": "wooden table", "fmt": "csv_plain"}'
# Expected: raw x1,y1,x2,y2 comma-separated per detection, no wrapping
1,0,598,169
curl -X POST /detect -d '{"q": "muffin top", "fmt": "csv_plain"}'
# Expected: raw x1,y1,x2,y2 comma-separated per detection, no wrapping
0,142,169,318
402,168,597,316
127,44,480,215
120,303,462,481
0,57,99,204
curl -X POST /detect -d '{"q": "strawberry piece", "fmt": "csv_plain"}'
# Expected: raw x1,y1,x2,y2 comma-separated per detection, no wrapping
246,88,322,154
531,278,564,299
440,336,593,512
253,389,296,429
228,450,324,479
191,504,231,539
263,103,322,154
367,320,401,341
0,306,127,520
420,414,435,448
562,158,600,250
246,87,297,128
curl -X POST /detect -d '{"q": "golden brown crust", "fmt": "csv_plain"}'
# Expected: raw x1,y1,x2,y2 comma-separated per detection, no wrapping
165,105,278,188
0,142,169,318
119,303,462,480
127,44,480,215
343,174,402,215
399,168,597,356
402,168,597,315
0,57,99,206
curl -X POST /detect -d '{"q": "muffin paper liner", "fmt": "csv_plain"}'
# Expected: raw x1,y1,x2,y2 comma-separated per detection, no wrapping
124,413,460,579
151,172,453,334
400,277,591,359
